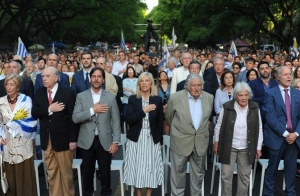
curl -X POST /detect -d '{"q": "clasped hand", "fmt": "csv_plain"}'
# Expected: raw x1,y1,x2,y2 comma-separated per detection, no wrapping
285,133,297,144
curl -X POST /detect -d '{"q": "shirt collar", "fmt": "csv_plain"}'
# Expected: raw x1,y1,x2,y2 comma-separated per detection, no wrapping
278,85,290,92
91,88,102,95
49,83,59,94
83,68,92,75
188,92,202,100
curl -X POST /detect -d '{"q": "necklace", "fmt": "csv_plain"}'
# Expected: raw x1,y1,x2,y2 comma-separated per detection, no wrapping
7,94,18,104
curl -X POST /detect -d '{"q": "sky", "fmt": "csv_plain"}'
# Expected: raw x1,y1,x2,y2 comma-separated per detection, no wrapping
144,0,158,13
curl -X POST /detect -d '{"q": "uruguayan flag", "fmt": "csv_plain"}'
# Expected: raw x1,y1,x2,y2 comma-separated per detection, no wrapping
162,39,170,68
292,37,298,58
121,30,126,50
172,27,177,48
229,41,238,58
6,94,37,139
17,37,29,59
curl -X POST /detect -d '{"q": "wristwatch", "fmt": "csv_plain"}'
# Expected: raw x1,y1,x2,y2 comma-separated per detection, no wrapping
295,132,299,138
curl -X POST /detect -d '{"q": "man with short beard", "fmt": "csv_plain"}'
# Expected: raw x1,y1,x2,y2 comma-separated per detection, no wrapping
249,61,278,116
71,51,94,95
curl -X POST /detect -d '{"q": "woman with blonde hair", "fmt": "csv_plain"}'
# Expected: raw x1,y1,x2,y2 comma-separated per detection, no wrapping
124,72,163,196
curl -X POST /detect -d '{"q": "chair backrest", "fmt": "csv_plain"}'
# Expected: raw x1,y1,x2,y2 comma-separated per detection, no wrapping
119,134,127,159
163,135,170,165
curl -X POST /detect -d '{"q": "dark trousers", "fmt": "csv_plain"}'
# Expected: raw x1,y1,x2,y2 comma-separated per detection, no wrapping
82,136,112,196
263,141,299,196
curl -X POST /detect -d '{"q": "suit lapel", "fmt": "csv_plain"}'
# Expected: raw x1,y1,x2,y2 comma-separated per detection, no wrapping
79,70,86,88
275,86,286,115
180,91,193,127
52,84,63,103
197,93,208,131
290,88,297,118
41,87,49,106
86,88,94,108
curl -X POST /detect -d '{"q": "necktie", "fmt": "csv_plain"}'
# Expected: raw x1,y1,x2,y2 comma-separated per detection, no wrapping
48,90,53,105
85,72,90,89
284,89,293,132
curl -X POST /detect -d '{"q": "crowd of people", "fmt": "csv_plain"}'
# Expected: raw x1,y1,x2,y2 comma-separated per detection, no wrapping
0,46,299,196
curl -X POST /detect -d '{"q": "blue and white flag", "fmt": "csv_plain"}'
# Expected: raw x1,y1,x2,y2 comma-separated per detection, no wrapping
292,37,298,58
229,41,238,58
162,39,170,68
172,27,177,48
17,37,29,59
5,94,37,139
52,42,55,54
121,30,126,50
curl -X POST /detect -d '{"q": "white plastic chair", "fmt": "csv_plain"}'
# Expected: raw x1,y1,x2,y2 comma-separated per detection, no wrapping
72,159,83,196
94,133,127,196
34,134,48,196
162,135,204,195
257,159,285,196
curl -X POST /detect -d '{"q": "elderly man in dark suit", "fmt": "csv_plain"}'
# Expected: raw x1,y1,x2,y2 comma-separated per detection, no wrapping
263,66,300,196
0,61,34,99
165,74,214,195
34,54,69,93
32,66,79,196
72,67,121,196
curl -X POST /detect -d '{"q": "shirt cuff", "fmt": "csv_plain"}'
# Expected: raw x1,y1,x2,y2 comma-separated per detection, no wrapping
48,107,53,116
90,108,95,116
282,131,289,137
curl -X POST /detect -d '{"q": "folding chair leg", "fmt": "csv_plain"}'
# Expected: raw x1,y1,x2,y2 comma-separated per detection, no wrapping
131,186,134,196
210,164,216,194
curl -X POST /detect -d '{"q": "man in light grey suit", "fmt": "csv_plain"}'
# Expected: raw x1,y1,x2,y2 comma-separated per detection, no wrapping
72,67,121,196
236,57,255,82
165,74,214,196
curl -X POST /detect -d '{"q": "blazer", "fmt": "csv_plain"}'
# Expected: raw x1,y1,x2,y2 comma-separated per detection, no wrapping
35,72,70,93
214,88,233,115
205,73,220,97
125,95,163,145
0,77,34,100
72,89,121,151
165,90,213,157
262,86,300,150
32,84,79,152
71,70,89,95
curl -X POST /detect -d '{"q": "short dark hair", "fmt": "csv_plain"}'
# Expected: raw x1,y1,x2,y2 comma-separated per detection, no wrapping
257,61,269,70
90,67,105,79
81,51,93,59
188,60,201,70
232,62,241,69
245,57,255,64
37,57,46,64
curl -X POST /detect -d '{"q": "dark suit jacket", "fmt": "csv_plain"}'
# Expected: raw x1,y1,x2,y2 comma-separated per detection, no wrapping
71,70,89,95
205,73,219,98
35,72,70,93
203,67,215,79
125,95,163,145
32,84,79,152
249,78,278,118
263,86,300,150
0,77,34,100
113,74,123,113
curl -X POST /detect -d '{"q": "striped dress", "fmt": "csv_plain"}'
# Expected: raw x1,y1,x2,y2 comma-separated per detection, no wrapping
124,97,164,188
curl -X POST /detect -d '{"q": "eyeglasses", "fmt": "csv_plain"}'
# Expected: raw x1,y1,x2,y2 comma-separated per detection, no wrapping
128,70,134,73
294,86,300,89
233,67,240,69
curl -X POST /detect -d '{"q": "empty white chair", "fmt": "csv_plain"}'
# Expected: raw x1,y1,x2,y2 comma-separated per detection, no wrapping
34,134,48,196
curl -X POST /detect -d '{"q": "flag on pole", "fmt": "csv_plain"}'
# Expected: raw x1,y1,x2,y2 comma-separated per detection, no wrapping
120,30,126,51
17,37,28,58
292,37,298,58
229,41,238,58
52,42,55,54
172,27,177,48
162,39,170,69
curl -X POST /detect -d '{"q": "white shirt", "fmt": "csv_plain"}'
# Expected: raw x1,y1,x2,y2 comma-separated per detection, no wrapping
83,69,91,82
278,85,291,137
89,89,102,135
188,92,203,131
112,60,128,77
183,68,189,80
214,101,263,150
48,83,59,115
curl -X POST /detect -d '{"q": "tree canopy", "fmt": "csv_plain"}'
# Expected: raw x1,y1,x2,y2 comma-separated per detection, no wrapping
0,0,147,46
148,0,300,49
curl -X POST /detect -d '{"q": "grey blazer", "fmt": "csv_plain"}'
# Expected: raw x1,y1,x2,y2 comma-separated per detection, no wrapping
165,90,213,157
72,89,121,151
